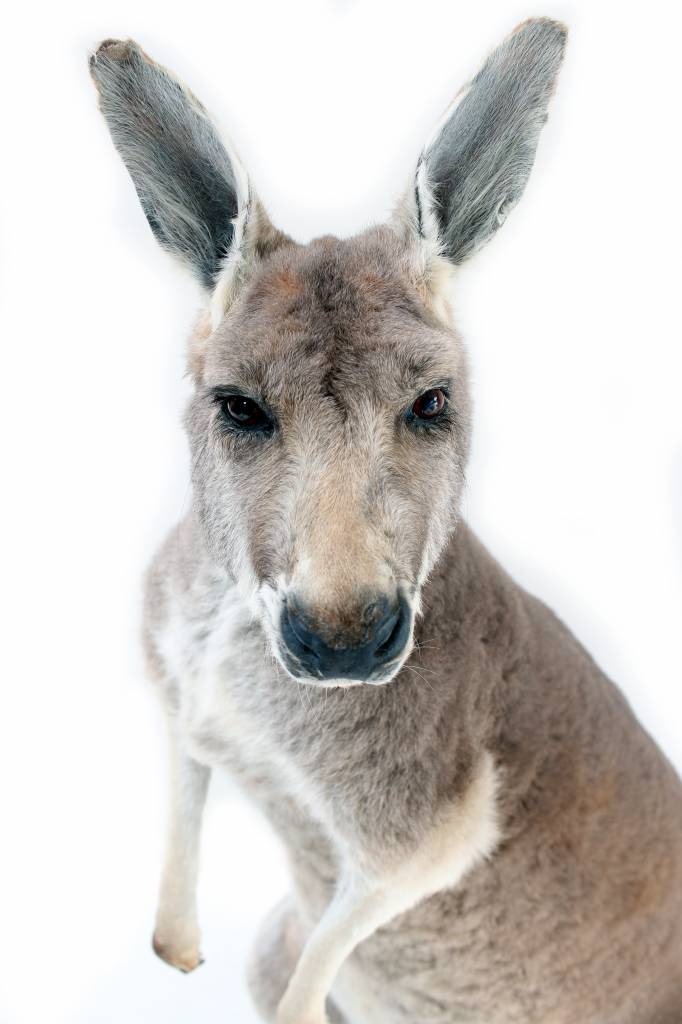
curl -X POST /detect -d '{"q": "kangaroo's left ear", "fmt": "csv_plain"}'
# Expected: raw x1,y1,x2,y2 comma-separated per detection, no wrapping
89,39,289,327
395,18,567,272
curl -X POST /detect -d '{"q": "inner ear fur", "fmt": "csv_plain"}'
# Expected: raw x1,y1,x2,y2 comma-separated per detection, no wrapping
397,18,567,270
90,37,290,319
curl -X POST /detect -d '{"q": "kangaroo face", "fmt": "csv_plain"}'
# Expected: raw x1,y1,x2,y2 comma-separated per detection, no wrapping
185,229,469,683
91,20,565,685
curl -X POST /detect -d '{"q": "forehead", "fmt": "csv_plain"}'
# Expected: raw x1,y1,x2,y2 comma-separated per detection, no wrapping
204,228,460,399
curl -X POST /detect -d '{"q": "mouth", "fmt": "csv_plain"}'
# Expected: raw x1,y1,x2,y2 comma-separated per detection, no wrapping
276,647,413,688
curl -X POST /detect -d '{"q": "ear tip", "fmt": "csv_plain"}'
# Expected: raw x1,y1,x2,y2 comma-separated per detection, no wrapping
512,16,569,51
514,16,568,36
88,37,139,77
502,16,568,83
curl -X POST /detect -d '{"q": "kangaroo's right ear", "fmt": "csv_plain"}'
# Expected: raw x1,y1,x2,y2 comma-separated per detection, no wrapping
89,39,287,324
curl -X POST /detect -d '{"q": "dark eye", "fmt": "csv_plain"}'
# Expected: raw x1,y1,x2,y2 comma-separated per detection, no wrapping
411,388,446,420
220,395,271,431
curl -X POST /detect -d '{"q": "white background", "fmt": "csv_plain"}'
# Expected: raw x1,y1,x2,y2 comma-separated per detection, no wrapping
1,1,680,1022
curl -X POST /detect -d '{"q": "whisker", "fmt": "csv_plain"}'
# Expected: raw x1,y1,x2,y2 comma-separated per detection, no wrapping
403,664,436,694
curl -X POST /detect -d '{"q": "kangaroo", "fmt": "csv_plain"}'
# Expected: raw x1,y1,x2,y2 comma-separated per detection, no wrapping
89,19,682,1024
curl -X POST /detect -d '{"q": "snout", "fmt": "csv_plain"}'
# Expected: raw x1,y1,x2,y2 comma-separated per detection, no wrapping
279,593,411,683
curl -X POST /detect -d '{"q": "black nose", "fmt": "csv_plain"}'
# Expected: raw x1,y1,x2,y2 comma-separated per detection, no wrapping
279,594,411,682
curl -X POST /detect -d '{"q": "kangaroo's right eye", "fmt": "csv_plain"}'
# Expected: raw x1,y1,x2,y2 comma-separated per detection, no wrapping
219,395,273,432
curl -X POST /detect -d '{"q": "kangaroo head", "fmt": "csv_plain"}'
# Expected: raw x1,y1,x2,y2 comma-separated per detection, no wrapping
91,20,566,686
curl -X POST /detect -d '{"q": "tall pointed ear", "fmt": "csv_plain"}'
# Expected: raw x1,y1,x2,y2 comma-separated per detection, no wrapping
395,18,567,271
89,39,289,326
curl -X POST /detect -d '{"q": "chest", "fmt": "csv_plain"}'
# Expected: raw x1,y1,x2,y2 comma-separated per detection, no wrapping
153,578,475,901
156,584,339,850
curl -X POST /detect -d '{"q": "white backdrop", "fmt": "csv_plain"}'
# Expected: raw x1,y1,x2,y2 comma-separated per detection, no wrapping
1,2,680,1022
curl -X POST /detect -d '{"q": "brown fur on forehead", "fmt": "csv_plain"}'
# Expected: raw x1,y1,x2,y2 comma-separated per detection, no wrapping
240,228,436,328
204,227,461,402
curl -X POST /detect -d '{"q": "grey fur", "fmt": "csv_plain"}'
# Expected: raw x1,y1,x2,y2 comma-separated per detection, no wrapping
423,18,566,262
89,39,241,289
91,21,682,1024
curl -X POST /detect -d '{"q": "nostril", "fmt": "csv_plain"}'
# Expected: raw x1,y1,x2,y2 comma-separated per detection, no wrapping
286,608,311,648
375,614,402,657
373,606,400,651
282,603,320,660
374,597,410,662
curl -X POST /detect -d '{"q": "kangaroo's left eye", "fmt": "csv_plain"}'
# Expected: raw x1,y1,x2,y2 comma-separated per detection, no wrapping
411,388,447,420
220,395,272,431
